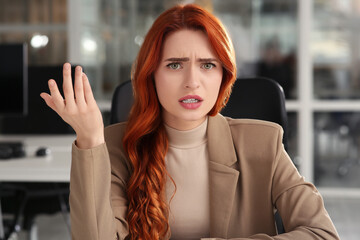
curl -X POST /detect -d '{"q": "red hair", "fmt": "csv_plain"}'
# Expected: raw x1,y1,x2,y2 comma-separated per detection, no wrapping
122,4,236,239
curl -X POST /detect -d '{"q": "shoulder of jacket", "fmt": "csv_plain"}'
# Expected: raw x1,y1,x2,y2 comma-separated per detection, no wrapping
104,122,127,149
225,117,284,135
104,122,133,177
222,117,284,166
104,122,127,137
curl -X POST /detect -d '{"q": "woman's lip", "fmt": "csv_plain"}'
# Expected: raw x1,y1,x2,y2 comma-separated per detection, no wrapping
179,101,202,109
178,95,203,109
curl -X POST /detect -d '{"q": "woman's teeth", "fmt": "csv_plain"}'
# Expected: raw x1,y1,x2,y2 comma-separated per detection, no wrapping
182,99,199,103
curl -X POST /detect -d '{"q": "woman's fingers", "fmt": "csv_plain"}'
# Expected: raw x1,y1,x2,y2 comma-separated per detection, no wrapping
48,79,65,110
42,63,95,113
40,92,56,111
74,66,85,106
62,63,75,106
82,73,95,104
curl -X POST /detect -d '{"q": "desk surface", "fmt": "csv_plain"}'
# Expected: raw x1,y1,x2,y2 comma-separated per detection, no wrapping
0,135,75,182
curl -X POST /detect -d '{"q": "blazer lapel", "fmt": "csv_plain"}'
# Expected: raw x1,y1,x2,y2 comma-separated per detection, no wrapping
207,114,239,237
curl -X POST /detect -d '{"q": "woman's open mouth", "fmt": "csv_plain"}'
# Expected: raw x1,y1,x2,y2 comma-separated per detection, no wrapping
179,95,203,109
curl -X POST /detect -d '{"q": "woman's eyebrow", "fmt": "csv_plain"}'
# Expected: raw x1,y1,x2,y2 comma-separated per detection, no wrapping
164,57,218,62
198,58,218,62
164,57,189,62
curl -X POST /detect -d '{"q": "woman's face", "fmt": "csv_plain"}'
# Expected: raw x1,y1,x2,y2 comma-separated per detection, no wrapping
154,29,223,131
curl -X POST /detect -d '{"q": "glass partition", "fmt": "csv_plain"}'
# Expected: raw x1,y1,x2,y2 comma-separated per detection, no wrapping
313,0,360,99
0,0,67,65
214,0,298,99
314,112,360,188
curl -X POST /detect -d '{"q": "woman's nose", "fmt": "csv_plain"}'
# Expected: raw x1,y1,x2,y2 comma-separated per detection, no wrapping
184,65,200,89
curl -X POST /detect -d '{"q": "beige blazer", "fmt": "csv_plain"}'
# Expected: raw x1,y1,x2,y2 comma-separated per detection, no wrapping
70,114,339,240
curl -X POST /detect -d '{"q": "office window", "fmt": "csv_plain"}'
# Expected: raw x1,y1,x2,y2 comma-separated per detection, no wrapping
214,0,298,100
311,0,360,189
313,0,360,99
314,112,360,188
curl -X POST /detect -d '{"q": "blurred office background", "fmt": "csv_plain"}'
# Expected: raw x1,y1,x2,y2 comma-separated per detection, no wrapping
0,0,360,239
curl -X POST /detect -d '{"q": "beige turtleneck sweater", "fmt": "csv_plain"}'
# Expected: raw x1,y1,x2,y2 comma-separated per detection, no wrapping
164,118,210,240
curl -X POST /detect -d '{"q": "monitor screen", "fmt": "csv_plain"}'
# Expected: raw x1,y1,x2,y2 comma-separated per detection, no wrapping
0,43,28,116
0,65,77,134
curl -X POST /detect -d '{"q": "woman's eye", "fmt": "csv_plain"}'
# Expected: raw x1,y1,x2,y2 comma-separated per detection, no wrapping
167,63,181,70
202,63,215,70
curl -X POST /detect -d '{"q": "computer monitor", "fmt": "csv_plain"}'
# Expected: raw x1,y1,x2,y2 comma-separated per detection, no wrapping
0,65,77,134
0,43,28,116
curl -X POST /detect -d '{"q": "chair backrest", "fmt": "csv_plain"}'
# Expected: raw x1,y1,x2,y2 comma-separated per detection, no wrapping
110,77,288,149
110,80,134,124
221,77,288,150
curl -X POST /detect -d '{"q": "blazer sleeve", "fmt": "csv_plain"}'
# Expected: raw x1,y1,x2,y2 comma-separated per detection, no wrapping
202,126,340,240
269,138,340,240
70,141,130,240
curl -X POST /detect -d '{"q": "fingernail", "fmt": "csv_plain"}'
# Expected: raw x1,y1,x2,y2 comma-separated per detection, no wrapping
77,66,82,72
64,63,70,69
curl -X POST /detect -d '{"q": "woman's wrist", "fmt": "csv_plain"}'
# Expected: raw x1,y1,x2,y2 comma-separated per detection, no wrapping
75,135,105,149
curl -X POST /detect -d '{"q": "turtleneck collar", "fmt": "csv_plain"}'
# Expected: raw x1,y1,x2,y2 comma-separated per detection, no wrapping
164,118,208,149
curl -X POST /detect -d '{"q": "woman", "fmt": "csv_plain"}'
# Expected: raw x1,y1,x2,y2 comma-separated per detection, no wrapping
40,4,339,240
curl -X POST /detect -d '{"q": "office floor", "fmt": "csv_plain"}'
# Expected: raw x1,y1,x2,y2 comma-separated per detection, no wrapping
10,196,360,240
323,197,360,240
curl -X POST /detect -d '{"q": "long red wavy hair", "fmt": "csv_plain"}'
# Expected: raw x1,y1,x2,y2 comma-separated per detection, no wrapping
122,4,236,240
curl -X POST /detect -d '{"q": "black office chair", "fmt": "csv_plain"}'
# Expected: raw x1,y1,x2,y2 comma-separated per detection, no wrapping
110,80,134,124
221,77,288,150
110,77,287,234
0,182,70,239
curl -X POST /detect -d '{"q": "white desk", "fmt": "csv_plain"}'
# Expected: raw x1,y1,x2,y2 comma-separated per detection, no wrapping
0,135,75,182
0,135,75,239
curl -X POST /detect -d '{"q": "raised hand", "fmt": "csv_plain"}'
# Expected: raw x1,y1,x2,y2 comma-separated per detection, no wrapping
40,63,104,149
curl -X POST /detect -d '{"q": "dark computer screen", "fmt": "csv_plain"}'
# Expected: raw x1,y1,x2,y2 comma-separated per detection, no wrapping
0,43,28,116
0,65,77,134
